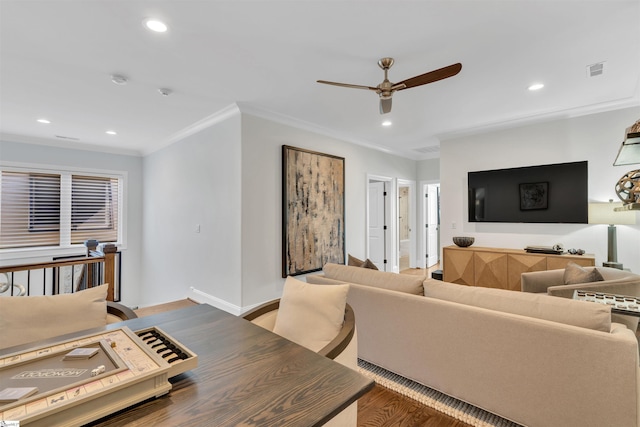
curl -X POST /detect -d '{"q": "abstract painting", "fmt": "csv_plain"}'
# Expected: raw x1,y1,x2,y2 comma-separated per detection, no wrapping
282,145,345,277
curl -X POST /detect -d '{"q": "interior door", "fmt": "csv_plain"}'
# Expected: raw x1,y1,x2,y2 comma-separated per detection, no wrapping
426,184,440,267
368,181,386,270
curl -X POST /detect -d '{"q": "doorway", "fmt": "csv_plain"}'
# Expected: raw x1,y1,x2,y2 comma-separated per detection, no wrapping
397,179,416,272
366,175,395,272
421,182,441,268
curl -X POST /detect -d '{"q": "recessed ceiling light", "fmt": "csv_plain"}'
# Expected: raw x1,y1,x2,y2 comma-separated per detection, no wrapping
37,118,51,124
382,120,392,127
144,19,168,33
106,130,117,135
111,74,128,85
528,83,544,91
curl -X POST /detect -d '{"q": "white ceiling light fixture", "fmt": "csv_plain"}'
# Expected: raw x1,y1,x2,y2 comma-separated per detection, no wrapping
111,74,128,85
37,118,51,124
106,130,117,135
144,19,168,33
382,120,392,127
158,88,173,97
528,83,544,91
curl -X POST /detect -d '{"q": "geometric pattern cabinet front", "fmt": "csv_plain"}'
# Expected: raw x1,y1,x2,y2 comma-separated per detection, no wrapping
507,254,547,291
442,246,595,291
443,248,474,285
474,252,508,289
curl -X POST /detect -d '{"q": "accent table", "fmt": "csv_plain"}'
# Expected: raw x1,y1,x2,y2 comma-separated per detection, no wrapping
573,289,640,317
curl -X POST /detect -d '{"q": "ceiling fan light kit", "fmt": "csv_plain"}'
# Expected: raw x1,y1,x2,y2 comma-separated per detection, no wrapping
317,57,462,114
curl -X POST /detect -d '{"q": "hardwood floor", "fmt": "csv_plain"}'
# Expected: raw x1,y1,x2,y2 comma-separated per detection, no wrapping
358,385,471,427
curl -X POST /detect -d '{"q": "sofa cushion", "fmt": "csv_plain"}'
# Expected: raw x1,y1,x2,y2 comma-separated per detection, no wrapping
273,276,349,352
564,261,604,285
423,280,611,332
323,263,423,295
0,284,108,350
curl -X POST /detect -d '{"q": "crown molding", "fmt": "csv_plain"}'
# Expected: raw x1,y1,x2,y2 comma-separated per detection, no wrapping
234,102,423,160
145,103,242,156
0,132,142,157
438,95,640,142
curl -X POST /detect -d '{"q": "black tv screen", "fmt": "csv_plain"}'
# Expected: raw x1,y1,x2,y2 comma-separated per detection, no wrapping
468,161,588,224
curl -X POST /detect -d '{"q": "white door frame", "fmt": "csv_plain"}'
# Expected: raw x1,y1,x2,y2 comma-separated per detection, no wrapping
397,179,416,271
366,174,397,272
419,180,441,268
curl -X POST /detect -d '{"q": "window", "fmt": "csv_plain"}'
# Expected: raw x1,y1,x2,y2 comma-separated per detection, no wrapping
71,175,119,244
1,168,123,250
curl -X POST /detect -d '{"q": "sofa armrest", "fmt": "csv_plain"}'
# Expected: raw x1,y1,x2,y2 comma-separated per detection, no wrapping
521,269,565,293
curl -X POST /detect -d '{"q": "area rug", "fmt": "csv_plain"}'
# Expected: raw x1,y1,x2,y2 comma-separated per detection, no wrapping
357,359,523,427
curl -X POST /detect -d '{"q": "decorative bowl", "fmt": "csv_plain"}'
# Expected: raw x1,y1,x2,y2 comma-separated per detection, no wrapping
453,236,475,247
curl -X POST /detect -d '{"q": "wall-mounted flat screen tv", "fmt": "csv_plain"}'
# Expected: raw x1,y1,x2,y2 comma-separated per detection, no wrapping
468,161,588,224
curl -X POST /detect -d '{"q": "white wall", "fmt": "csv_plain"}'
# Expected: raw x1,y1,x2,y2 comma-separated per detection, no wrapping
0,139,144,305
141,109,243,311
440,107,640,273
417,158,439,182
240,113,417,307
140,109,416,311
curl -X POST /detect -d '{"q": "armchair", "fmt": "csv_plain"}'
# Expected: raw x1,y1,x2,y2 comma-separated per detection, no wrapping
243,277,358,427
522,266,640,330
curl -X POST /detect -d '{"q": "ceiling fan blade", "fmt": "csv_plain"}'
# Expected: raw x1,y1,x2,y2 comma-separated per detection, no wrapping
395,63,462,90
379,98,392,114
317,80,378,91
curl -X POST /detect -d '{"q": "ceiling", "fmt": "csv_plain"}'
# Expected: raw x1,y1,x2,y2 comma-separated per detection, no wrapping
1,1,639,159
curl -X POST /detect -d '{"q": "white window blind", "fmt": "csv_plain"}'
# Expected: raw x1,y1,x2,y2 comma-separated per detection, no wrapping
0,171,61,248
0,169,121,250
71,175,118,244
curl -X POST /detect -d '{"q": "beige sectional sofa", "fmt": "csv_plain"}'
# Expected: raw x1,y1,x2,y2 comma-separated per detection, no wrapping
307,263,640,427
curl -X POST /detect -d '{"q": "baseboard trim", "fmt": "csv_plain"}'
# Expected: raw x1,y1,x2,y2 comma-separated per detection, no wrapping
187,287,265,316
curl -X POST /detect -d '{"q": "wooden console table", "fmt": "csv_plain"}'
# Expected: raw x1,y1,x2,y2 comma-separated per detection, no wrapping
443,246,595,291
2,304,373,427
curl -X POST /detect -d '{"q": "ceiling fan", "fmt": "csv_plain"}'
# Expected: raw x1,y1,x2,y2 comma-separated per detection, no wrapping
317,58,462,114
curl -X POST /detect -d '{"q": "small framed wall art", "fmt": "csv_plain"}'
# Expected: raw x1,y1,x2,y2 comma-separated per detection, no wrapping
519,182,548,210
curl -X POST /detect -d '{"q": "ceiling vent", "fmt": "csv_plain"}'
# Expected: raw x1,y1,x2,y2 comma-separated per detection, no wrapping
587,62,606,78
413,145,440,154
55,135,80,141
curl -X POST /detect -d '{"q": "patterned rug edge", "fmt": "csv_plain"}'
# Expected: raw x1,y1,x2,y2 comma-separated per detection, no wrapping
357,359,522,427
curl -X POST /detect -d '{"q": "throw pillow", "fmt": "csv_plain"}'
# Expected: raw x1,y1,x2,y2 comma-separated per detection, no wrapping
273,276,349,353
348,254,365,267
563,262,605,285
0,284,108,350
362,258,379,270
347,254,379,270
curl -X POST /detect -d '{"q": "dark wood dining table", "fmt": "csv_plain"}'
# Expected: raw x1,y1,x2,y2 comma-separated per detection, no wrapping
87,303,374,426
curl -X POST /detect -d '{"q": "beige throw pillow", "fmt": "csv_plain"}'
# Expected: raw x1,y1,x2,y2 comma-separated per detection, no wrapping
0,284,108,350
362,258,379,270
563,262,605,285
273,276,349,353
347,254,378,270
348,254,365,267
